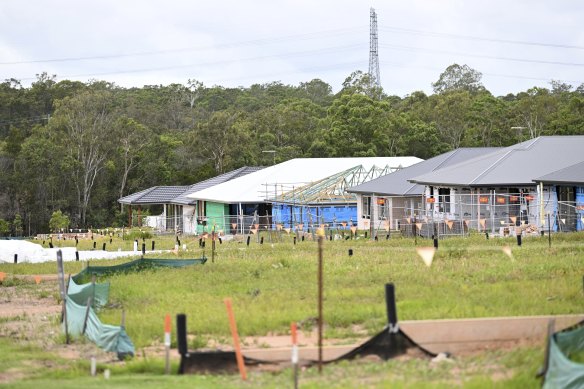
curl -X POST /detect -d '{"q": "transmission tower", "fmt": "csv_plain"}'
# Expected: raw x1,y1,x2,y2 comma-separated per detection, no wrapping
368,7,381,91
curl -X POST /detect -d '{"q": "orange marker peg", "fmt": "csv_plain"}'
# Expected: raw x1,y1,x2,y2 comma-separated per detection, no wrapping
34,275,42,284
0,272,5,282
224,298,247,380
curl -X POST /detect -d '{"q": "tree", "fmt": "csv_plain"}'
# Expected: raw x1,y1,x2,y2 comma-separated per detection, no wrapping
340,70,383,99
12,213,23,236
49,210,69,233
0,219,9,236
51,90,117,226
432,64,484,94
466,92,511,146
114,117,151,199
428,90,474,149
323,93,392,157
510,87,557,140
192,110,241,174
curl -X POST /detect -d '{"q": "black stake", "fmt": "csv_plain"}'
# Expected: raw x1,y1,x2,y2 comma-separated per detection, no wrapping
385,283,398,332
516,233,522,246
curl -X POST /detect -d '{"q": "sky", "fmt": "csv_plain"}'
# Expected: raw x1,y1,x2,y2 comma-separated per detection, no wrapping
1,0,583,97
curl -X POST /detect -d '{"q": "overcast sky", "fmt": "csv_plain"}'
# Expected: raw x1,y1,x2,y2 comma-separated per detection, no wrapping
1,0,583,97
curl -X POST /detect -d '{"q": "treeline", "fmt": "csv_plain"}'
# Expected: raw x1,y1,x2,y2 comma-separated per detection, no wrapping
1,64,583,234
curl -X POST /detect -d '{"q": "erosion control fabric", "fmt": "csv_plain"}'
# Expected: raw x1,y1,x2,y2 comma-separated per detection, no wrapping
178,325,435,374
72,257,207,283
64,257,206,358
543,321,584,389
67,277,110,309
65,298,134,359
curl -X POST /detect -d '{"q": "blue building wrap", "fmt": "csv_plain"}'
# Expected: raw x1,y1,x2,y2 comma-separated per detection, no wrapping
272,203,357,230
576,187,584,231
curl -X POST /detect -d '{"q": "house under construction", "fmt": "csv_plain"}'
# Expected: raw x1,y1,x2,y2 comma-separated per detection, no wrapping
270,164,398,228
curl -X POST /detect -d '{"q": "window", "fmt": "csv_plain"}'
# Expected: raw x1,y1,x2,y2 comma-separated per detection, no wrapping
362,196,371,219
438,188,450,213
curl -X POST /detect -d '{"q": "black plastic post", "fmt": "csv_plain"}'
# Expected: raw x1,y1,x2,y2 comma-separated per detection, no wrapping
142,243,146,255
102,243,106,251
49,242,54,248
293,236,296,245
177,238,181,247
485,231,489,240
348,249,353,256
152,241,155,251
364,231,368,238
75,237,78,246
433,237,439,249
260,237,264,245
246,236,250,246
301,236,305,242
218,237,222,244
109,238,112,244
385,283,398,332
93,241,96,249
374,235,378,241
199,238,202,248
14,254,17,264
75,251,79,261
176,314,188,356
516,234,522,246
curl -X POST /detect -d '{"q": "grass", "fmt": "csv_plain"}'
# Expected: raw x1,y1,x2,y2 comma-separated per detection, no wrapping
0,231,582,387
0,341,545,388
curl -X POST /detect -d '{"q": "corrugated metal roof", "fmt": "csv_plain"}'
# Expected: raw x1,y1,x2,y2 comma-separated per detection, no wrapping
534,161,584,184
187,157,423,204
347,148,501,196
171,166,265,204
118,166,265,205
409,136,584,187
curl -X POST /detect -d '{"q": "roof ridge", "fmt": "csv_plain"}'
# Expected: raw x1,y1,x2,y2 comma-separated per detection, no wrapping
468,138,539,185
431,149,459,171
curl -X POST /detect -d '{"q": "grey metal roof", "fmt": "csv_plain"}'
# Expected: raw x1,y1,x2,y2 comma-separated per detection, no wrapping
170,166,265,205
118,166,264,205
534,161,584,185
409,136,584,187
347,148,501,196
118,186,189,205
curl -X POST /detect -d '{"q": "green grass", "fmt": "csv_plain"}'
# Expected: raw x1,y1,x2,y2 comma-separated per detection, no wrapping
0,231,582,387
2,232,583,347
0,343,545,388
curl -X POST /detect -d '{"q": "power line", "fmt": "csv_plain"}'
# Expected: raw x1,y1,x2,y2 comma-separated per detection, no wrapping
0,27,366,66
379,43,584,67
379,25,584,51
378,61,584,85
13,43,365,82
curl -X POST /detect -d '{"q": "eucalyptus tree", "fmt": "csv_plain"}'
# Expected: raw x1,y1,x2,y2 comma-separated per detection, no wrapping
50,89,118,226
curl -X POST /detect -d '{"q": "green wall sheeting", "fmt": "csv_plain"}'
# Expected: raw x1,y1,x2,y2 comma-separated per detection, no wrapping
198,202,228,233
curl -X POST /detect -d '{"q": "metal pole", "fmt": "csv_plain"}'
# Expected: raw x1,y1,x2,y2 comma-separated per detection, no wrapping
317,235,324,373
